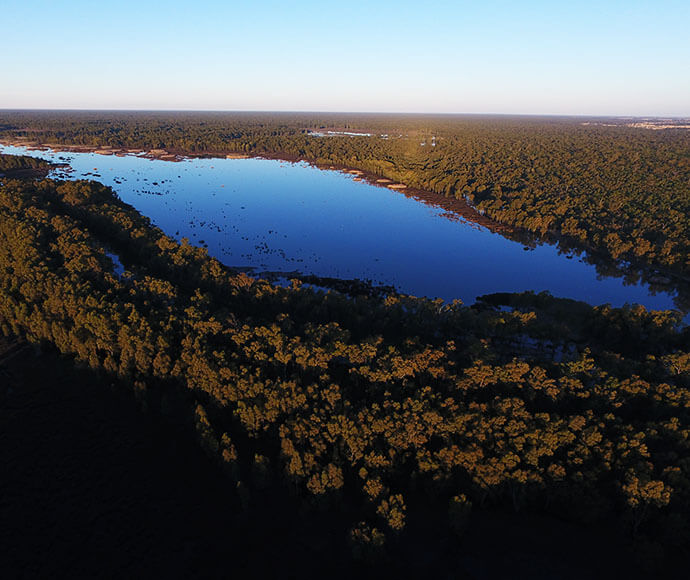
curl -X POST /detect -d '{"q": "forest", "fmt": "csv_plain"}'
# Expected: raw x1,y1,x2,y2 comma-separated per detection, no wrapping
0,152,51,177
1,111,688,288
1,165,689,573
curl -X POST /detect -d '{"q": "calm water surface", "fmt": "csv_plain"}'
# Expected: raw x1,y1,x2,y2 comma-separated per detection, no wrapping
1,144,686,318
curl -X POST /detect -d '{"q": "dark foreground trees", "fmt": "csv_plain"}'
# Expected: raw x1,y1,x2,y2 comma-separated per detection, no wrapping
1,176,689,572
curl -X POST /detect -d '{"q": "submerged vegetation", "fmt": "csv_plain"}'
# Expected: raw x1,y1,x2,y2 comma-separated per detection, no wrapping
1,169,689,570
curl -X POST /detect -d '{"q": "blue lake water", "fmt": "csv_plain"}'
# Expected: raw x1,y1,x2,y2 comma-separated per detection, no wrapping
1,143,687,318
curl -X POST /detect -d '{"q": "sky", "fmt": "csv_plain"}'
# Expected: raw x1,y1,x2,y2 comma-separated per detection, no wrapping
1,0,689,116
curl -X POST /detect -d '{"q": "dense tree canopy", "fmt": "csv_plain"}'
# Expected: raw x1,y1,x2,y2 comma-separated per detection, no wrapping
1,173,688,568
0,153,51,176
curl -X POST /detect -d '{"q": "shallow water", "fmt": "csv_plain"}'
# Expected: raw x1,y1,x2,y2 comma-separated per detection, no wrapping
1,143,686,318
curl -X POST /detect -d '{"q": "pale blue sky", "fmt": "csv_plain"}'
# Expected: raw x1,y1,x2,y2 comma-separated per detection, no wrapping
2,0,688,115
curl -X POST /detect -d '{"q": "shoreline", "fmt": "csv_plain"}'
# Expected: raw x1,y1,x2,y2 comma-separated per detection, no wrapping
0,137,517,237
1,137,689,302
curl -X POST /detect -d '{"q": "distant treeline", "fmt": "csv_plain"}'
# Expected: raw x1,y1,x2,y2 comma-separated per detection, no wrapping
1,111,688,281
1,175,689,567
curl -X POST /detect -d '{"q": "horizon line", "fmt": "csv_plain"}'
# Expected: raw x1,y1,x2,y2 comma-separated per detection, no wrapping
0,108,688,120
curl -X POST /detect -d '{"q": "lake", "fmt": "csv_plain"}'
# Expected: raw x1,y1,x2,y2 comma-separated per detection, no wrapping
1,143,687,319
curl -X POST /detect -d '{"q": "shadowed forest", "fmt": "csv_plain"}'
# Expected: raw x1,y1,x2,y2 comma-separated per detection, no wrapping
1,113,689,577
